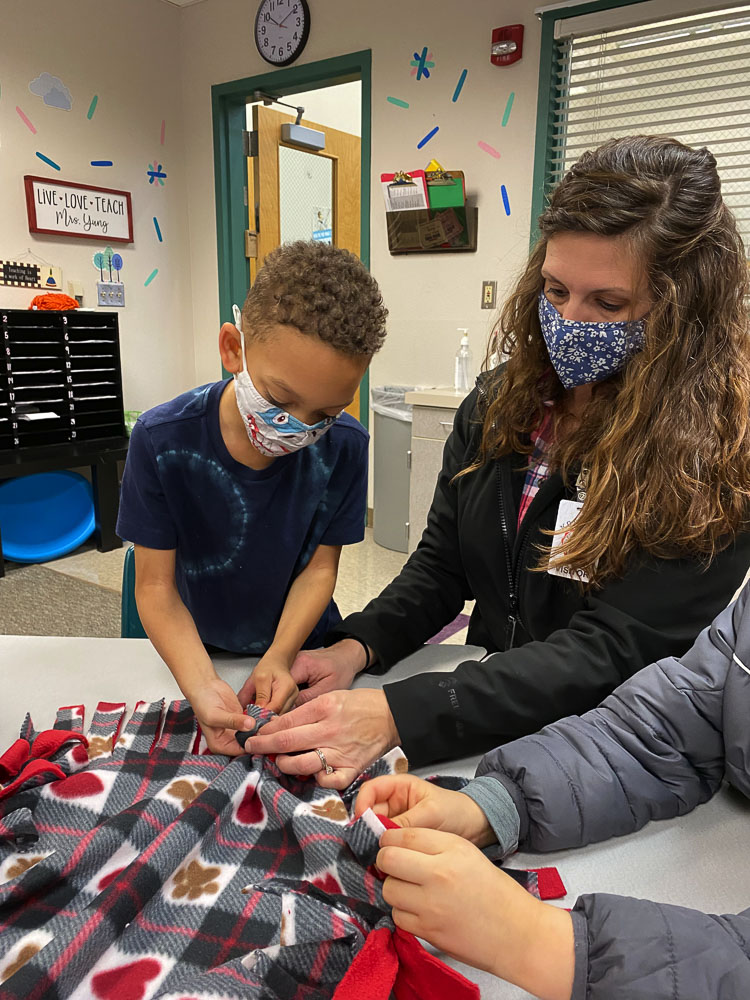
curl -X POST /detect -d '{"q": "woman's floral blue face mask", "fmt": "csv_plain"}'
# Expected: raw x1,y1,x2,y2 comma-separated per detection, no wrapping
537,292,646,389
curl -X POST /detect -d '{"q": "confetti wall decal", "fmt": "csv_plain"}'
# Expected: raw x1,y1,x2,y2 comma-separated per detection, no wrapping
387,96,410,109
147,161,167,186
144,268,159,287
417,126,439,149
478,140,501,159
160,119,166,145
35,151,61,170
87,95,98,120
153,217,163,242
90,160,113,167
502,92,515,127
452,69,468,102
410,47,435,80
16,106,36,134
501,184,511,216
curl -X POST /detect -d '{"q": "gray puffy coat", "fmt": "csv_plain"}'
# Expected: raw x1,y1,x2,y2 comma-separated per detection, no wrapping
471,583,750,999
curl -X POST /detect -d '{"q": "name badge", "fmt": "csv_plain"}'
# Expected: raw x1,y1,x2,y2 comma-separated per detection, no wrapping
548,499,589,583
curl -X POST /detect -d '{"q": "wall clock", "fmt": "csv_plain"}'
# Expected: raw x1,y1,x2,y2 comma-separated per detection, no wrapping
255,0,310,66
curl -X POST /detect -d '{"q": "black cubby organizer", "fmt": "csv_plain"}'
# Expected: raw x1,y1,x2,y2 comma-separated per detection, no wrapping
1,310,125,451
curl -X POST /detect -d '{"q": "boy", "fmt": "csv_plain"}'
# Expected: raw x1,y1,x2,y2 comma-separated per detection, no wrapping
116,241,387,755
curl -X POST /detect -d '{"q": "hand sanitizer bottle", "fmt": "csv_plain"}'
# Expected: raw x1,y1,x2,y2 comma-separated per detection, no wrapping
454,329,472,392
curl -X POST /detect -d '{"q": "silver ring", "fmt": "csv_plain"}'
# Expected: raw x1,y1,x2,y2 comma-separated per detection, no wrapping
315,748,334,775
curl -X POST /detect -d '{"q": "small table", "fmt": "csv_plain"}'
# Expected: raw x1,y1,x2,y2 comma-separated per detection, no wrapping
0,436,128,577
2,635,748,999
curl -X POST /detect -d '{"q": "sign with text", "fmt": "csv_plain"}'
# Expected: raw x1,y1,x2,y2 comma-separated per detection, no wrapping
0,259,62,289
24,175,134,243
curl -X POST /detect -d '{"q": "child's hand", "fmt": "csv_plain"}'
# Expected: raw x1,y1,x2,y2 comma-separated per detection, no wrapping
189,676,254,756
237,655,299,715
290,640,368,704
355,773,495,847
377,827,575,999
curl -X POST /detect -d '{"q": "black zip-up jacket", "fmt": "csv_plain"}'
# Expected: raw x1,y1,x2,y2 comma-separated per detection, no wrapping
330,376,750,766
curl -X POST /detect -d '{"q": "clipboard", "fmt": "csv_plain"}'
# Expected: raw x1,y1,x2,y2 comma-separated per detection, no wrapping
380,170,429,212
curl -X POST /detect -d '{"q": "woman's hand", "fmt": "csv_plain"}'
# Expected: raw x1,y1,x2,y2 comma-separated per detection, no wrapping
237,653,299,715
290,639,371,704
355,773,495,847
243,688,400,789
186,676,254,756
377,827,575,1000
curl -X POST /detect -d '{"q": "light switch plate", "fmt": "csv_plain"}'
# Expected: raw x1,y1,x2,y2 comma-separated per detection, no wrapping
97,281,125,307
481,280,497,309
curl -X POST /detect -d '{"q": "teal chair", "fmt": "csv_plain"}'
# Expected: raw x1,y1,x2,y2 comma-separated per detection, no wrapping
121,545,148,638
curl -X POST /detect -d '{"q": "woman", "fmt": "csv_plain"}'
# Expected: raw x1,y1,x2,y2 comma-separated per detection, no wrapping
355,582,750,999
245,136,750,787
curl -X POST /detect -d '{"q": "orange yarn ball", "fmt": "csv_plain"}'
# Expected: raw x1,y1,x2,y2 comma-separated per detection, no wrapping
29,293,79,311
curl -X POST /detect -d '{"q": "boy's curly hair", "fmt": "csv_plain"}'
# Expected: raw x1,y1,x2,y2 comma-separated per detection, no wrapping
242,241,388,356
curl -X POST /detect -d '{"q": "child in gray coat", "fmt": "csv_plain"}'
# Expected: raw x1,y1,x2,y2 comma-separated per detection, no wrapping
356,582,750,999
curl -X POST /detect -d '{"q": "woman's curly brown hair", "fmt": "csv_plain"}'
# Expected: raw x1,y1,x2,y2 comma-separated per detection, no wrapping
472,135,750,587
242,241,388,356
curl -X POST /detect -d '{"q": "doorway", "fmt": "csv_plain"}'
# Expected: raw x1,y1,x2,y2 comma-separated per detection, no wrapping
211,52,371,426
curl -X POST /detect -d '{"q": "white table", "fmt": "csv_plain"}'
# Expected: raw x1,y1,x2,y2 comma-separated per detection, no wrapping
2,635,749,999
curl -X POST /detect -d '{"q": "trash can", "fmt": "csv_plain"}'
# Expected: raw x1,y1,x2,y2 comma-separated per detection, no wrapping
371,386,414,553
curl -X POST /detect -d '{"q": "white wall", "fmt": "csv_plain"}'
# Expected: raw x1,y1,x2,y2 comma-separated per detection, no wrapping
259,81,362,137
180,0,543,390
0,0,194,414
0,1,543,415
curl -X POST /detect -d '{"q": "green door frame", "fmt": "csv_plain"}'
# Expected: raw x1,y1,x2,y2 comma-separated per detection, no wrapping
530,0,651,246
211,50,372,426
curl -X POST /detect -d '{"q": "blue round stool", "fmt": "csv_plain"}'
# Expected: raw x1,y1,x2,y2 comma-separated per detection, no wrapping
0,471,96,563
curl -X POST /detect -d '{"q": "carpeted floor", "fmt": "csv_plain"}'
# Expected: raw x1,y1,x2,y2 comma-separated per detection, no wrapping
0,563,121,637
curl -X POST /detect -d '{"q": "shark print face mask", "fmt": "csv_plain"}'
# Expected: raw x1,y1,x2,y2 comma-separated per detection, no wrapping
232,304,338,458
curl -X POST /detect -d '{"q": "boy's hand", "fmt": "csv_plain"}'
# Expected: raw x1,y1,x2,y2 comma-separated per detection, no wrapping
188,676,254,756
355,773,495,847
377,828,575,999
237,654,299,715
290,639,369,704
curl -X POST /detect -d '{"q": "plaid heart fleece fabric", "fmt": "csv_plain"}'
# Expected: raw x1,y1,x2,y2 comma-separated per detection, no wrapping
0,699,417,999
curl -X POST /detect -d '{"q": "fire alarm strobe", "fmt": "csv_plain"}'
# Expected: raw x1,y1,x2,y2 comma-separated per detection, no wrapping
491,24,524,66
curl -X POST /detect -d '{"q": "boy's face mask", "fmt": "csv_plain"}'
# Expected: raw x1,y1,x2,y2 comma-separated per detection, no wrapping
231,305,338,458
537,292,646,389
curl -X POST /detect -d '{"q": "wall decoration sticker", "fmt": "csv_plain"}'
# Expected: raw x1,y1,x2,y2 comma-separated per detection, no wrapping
144,268,159,287
35,152,61,171
153,217,163,242
87,95,99,120
478,140,500,159
160,119,166,145
502,92,515,127
147,161,167,186
452,69,468,102
29,73,73,111
410,47,435,80
91,160,114,167
386,97,410,109
16,106,37,134
417,126,439,149
501,184,511,215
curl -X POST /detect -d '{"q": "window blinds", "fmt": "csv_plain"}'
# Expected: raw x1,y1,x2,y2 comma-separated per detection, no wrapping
550,3,750,247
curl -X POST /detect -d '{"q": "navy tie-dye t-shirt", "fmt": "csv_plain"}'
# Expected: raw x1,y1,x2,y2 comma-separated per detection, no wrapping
116,381,368,654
